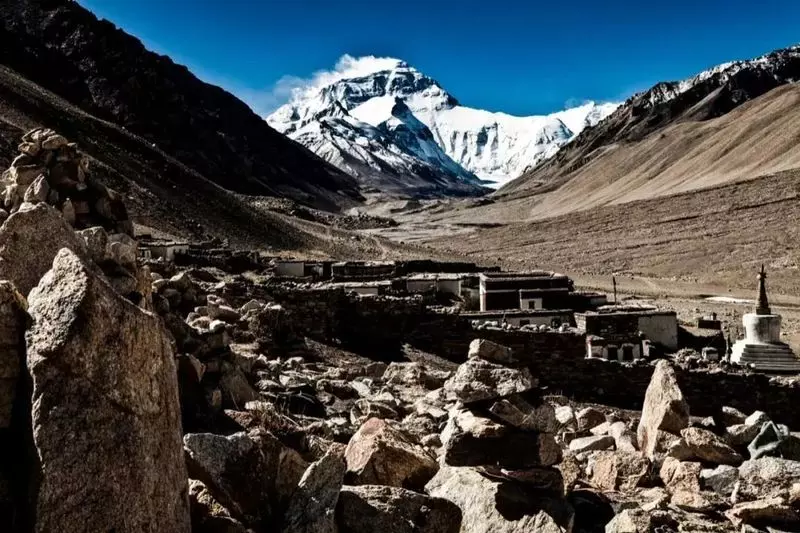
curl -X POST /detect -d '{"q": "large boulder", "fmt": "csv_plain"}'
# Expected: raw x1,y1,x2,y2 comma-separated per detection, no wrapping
25,248,189,532
443,358,535,404
468,338,517,364
336,485,462,533
345,417,438,490
184,429,304,528
736,457,800,501
0,282,26,429
659,456,702,493
636,361,689,458
189,479,249,533
441,408,561,468
283,451,346,533
725,497,800,528
0,203,87,296
679,427,743,465
589,451,650,491
487,393,557,432
427,466,573,533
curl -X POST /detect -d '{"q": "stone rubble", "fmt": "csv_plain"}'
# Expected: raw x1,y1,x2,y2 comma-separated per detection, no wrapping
2,129,800,532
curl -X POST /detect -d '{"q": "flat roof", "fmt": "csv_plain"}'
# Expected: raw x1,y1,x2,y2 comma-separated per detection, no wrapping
480,270,568,281
406,273,464,280
580,306,676,317
464,309,573,318
332,261,395,267
140,240,190,247
326,281,392,288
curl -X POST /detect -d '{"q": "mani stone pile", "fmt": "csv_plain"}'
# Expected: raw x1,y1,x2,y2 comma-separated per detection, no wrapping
429,339,572,531
0,127,132,234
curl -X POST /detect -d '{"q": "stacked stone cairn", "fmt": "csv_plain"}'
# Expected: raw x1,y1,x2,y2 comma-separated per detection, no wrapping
427,338,573,531
1,127,132,234
0,129,189,532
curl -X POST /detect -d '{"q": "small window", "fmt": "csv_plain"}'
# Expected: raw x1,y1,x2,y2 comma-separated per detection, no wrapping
520,319,530,326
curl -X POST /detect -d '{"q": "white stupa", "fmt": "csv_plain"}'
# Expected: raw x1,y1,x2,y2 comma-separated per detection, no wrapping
730,265,800,372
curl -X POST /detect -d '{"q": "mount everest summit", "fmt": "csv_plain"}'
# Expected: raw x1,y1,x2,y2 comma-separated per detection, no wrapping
268,56,618,197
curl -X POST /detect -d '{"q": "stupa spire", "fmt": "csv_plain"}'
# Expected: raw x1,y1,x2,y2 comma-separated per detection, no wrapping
756,264,771,315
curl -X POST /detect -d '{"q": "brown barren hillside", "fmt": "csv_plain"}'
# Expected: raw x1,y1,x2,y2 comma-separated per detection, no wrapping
432,83,800,225
422,169,800,294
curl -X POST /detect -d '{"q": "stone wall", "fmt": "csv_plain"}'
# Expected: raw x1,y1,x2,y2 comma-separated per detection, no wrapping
217,279,800,426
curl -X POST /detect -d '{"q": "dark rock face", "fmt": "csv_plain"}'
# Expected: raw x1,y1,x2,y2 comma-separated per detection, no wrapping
0,0,361,209
336,485,462,533
26,248,190,533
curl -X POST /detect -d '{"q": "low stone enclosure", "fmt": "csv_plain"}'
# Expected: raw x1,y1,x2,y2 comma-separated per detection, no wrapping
212,280,800,428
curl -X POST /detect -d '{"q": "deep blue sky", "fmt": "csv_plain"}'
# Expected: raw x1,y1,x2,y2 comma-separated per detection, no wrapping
79,0,800,116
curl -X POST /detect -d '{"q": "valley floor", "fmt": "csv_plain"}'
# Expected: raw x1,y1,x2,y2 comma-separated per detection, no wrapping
361,168,800,349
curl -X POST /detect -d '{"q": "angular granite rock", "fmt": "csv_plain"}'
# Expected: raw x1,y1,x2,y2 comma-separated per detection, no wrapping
427,466,573,533
344,417,438,491
441,408,561,468
336,485,462,533
443,358,535,404
0,203,87,296
637,361,689,458
26,248,189,533
283,451,346,533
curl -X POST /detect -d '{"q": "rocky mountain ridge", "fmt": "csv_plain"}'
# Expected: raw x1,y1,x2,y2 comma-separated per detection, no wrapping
268,56,618,192
502,44,800,197
0,0,362,210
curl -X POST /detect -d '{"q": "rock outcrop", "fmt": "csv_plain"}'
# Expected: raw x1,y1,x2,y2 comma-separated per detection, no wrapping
344,417,438,490
336,485,462,533
427,466,571,533
26,248,189,532
637,360,690,458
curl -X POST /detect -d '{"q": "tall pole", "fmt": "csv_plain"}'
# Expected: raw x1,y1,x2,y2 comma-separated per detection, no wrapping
612,276,617,304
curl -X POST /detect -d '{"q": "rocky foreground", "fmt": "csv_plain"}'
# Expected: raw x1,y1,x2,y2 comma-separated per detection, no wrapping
1,131,800,532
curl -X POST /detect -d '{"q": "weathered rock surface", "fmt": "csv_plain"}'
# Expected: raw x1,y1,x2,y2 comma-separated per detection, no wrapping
569,435,615,454
0,203,88,296
725,497,800,528
184,429,303,528
659,456,702,493
679,426,743,465
487,393,557,432
427,466,573,533
468,338,517,364
383,361,450,389
576,407,606,431
700,464,739,497
443,357,535,404
0,282,26,429
441,408,561,468
336,485,462,533
344,417,438,490
189,479,249,533
283,451,346,533
589,451,650,491
637,361,689,458
737,457,800,501
26,248,189,532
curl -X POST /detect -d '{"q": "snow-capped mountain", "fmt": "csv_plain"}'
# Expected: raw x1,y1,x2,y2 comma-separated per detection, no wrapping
268,56,619,193
639,45,800,108
503,43,800,196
